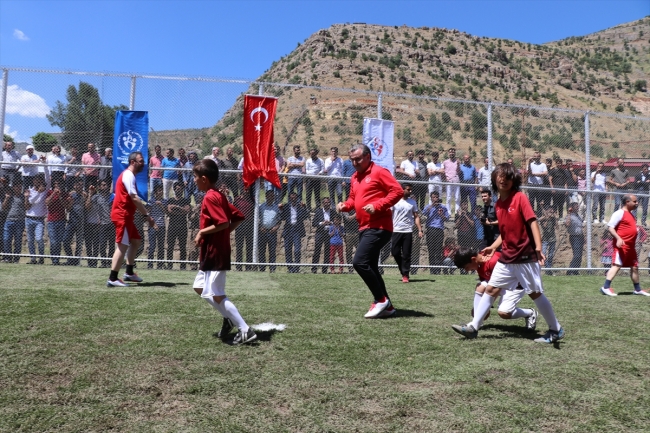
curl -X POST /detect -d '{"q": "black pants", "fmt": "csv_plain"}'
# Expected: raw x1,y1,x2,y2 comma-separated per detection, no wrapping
258,229,277,272
235,222,254,271
86,223,114,267
312,232,330,274
305,179,321,209
63,218,84,264
413,185,427,211
426,227,444,274
552,191,566,218
353,228,392,302
391,232,413,277
528,189,547,216
568,234,584,275
166,224,187,269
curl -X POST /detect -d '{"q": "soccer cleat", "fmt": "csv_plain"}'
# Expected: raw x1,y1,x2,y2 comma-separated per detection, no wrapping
232,328,257,345
600,287,617,297
451,323,478,339
218,317,234,338
106,279,128,287
534,327,565,344
593,219,600,224
633,289,650,297
401,276,409,283
377,305,397,318
525,309,538,331
123,273,143,282
364,298,391,318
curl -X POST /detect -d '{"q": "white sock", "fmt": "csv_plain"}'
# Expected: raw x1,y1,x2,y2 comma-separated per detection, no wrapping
533,294,561,332
510,308,532,319
473,292,482,314
222,298,249,332
470,294,496,329
203,297,221,312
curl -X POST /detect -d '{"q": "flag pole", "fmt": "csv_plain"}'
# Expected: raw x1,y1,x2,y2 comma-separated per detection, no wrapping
251,84,265,266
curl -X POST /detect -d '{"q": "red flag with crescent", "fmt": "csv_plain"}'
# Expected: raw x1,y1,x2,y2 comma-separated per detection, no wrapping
242,94,280,189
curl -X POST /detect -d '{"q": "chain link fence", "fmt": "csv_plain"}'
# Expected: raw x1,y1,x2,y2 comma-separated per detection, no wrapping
1,67,649,274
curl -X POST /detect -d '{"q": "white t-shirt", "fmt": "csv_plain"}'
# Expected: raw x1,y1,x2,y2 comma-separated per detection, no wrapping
528,162,547,185
399,159,416,177
324,157,343,177
391,197,419,233
305,157,324,175
20,154,39,176
121,169,137,195
47,154,67,173
478,166,493,187
591,171,607,191
287,156,305,174
427,161,443,182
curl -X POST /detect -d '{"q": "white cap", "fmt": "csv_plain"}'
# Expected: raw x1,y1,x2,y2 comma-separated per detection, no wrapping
26,145,35,150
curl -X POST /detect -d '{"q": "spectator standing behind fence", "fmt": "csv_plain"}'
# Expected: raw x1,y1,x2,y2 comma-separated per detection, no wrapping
549,157,569,219
99,148,112,185
149,145,163,193
473,206,484,251
390,183,422,283
161,148,179,199
443,148,460,215
609,158,631,212
633,163,649,226
46,145,66,189
45,180,68,266
396,150,417,182
81,143,101,190
258,190,280,273
455,201,475,264
328,214,345,274
304,148,324,210
325,147,343,205
599,194,650,296
600,229,614,271
64,147,82,192
342,209,359,273
539,206,557,276
62,178,85,266
342,155,355,201
20,145,41,191
591,162,607,223
205,147,224,167
233,188,255,272
182,151,200,202
188,192,205,271
477,158,492,192
527,152,548,217
280,191,308,274
146,185,166,270
24,175,47,264
480,189,499,248
2,141,21,186
267,144,285,203
166,182,190,270
421,191,449,275
286,146,305,200
565,159,578,214
426,151,444,199
85,180,115,268
459,154,478,212
311,197,336,274
0,176,8,238
413,150,429,210
221,146,240,198
565,202,584,275
2,183,25,262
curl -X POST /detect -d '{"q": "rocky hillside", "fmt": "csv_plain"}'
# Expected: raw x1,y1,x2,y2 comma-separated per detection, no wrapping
190,17,650,164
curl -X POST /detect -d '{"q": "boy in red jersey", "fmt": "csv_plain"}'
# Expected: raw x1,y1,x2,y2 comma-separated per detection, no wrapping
452,163,564,343
191,159,257,344
453,247,537,330
600,194,650,296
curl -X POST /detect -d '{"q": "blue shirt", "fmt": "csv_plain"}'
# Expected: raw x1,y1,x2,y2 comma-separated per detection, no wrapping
421,203,449,229
473,214,484,240
460,163,477,184
259,202,281,229
161,157,179,180
342,159,355,178
329,225,345,245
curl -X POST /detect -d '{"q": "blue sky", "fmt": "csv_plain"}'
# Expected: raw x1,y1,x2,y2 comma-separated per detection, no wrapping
1,0,648,143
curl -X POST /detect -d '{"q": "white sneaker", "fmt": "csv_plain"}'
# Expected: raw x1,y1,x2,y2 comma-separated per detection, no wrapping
364,298,391,318
123,273,143,282
633,289,650,297
593,219,600,224
107,279,128,287
600,287,617,297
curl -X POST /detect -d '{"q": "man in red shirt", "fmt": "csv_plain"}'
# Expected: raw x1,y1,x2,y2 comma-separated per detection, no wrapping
600,194,650,296
107,152,156,287
336,144,403,318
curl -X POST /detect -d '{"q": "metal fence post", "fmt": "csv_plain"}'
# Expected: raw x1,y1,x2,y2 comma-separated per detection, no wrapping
377,92,382,119
584,112,592,269
0,69,8,142
129,76,137,110
487,103,493,170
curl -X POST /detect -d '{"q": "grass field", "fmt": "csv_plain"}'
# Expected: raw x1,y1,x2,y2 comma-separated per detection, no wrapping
1,264,649,432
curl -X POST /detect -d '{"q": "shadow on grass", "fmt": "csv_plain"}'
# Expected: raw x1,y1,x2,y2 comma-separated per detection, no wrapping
213,329,280,345
135,282,189,288
479,324,564,349
406,279,437,283
388,308,434,318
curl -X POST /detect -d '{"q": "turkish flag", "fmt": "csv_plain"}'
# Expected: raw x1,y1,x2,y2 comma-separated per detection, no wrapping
242,95,280,189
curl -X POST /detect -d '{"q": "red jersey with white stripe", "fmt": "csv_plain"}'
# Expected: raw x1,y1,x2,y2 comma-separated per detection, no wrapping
340,162,403,231
495,191,538,264
608,209,638,246
199,189,245,271
110,170,137,222
477,251,501,282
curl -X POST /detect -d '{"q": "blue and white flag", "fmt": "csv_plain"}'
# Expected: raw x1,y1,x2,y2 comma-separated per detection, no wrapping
113,111,149,201
362,118,394,174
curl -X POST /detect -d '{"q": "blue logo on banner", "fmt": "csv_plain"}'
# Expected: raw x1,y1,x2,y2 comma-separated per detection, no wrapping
113,111,149,202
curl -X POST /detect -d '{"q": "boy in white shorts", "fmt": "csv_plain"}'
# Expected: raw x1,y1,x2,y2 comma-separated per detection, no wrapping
192,159,257,345
452,163,564,344
453,247,537,330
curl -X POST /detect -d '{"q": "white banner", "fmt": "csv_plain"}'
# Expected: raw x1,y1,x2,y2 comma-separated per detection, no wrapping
362,118,394,174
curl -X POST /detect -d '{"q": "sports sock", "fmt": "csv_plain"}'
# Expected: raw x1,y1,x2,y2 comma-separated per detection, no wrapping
470,293,496,329
203,297,222,314
222,298,249,333
603,279,612,289
533,294,561,332
109,270,118,281
510,308,532,319
473,292,482,315
126,264,134,275
633,283,641,292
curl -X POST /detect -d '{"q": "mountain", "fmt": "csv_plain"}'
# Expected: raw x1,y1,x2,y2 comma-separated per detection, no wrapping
187,17,650,164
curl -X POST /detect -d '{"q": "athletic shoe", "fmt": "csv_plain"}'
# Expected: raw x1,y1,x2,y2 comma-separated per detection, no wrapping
364,298,391,318
534,327,565,344
401,276,409,283
525,309,538,331
377,305,396,318
593,219,600,224
232,328,257,345
123,273,143,282
633,289,650,297
451,323,478,339
600,287,617,297
106,279,128,287
218,318,234,338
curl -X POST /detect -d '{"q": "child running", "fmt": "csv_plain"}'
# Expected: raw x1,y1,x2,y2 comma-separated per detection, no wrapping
451,162,564,344
191,159,257,344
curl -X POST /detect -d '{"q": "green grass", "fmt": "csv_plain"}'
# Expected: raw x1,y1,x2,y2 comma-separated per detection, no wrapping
1,265,649,432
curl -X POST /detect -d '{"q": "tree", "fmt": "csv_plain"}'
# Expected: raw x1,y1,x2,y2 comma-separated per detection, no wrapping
3,134,14,143
31,132,59,152
46,81,128,149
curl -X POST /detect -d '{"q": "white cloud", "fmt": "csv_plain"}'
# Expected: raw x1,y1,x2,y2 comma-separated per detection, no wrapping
3,125,32,144
1,82,50,118
13,29,30,41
